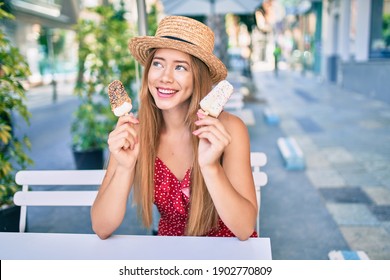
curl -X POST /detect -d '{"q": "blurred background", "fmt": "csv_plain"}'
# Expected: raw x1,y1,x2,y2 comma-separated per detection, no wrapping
1,0,389,260
2,0,390,100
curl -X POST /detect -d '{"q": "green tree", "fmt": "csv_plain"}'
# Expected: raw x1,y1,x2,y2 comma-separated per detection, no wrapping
383,14,390,47
72,3,137,152
38,28,66,57
0,5,33,206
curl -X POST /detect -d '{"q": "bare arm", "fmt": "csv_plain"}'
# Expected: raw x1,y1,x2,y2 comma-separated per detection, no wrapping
194,112,257,240
91,114,140,239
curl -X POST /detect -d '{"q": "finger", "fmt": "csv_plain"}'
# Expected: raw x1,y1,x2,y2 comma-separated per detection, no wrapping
197,131,226,151
116,130,137,148
195,129,230,150
110,123,138,143
193,126,231,146
108,137,126,154
109,137,136,154
195,117,231,141
123,139,130,150
108,131,137,152
116,113,139,127
196,109,209,120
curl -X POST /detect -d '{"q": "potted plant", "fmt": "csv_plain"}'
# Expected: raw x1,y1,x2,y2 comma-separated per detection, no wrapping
0,5,33,231
71,3,137,169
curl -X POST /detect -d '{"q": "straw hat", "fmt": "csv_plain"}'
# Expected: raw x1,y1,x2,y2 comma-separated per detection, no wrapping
128,16,227,84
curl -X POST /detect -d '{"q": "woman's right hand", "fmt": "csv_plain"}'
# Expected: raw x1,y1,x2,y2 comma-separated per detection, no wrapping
107,113,140,168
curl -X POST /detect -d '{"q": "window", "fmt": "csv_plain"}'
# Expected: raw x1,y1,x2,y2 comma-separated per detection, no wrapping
370,0,390,58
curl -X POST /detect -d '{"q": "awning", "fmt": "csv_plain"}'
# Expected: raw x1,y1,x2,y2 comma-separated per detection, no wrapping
160,0,262,16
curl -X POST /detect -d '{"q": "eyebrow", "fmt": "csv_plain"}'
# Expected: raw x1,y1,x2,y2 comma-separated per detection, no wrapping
153,56,191,66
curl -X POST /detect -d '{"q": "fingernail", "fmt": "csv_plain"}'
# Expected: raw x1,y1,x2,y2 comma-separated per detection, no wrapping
197,111,206,119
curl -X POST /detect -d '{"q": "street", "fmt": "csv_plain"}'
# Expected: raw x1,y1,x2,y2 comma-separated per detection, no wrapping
14,81,78,170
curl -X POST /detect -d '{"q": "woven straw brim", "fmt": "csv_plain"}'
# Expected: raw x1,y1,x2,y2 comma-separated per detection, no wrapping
129,37,227,84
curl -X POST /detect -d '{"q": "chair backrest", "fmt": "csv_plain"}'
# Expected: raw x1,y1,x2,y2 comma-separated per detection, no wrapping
250,152,268,235
14,153,268,234
13,170,105,232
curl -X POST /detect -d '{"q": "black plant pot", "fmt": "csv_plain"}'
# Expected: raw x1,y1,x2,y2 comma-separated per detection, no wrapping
0,205,21,232
73,149,104,170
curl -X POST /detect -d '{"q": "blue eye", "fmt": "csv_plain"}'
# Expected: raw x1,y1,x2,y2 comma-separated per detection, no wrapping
176,65,187,71
152,61,162,67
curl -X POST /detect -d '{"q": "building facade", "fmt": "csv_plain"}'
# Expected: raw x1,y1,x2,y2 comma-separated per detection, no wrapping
321,0,390,103
1,0,80,84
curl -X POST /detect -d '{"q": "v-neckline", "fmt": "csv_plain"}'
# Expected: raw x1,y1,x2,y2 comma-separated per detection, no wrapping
156,157,191,183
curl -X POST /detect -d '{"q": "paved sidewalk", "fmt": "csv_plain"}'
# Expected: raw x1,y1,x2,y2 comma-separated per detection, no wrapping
247,62,390,259
25,79,76,110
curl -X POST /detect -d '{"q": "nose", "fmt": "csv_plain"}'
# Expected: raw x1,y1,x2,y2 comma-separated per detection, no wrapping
161,67,174,83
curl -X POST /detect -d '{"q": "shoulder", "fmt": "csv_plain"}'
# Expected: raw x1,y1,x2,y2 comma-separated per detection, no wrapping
218,111,250,151
218,112,253,191
218,111,248,136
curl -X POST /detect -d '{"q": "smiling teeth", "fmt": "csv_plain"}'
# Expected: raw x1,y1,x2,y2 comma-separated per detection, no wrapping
159,88,175,94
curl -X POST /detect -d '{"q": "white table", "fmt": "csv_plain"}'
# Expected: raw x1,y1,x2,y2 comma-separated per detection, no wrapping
0,233,272,260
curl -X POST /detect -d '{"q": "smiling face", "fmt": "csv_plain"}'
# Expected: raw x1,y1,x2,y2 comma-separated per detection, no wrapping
147,48,194,112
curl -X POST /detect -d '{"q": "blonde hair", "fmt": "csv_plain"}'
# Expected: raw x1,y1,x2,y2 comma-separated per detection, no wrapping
133,49,219,235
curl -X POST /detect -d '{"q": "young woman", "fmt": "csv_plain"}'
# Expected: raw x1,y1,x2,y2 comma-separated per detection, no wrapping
91,16,258,241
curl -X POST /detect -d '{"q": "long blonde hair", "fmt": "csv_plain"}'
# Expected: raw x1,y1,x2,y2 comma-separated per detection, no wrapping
133,49,219,235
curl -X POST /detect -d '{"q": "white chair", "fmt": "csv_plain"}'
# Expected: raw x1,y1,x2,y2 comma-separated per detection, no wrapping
13,170,105,232
14,152,268,235
250,152,268,235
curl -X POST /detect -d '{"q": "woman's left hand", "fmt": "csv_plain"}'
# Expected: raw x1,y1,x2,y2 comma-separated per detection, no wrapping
193,111,231,168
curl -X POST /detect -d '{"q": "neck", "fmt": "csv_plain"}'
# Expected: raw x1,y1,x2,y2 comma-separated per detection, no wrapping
161,106,189,133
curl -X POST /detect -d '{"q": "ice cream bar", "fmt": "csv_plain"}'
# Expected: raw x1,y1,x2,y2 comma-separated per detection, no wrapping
199,80,233,117
107,80,132,117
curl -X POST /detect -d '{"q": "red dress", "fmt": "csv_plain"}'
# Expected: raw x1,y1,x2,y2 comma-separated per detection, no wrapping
154,157,258,237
